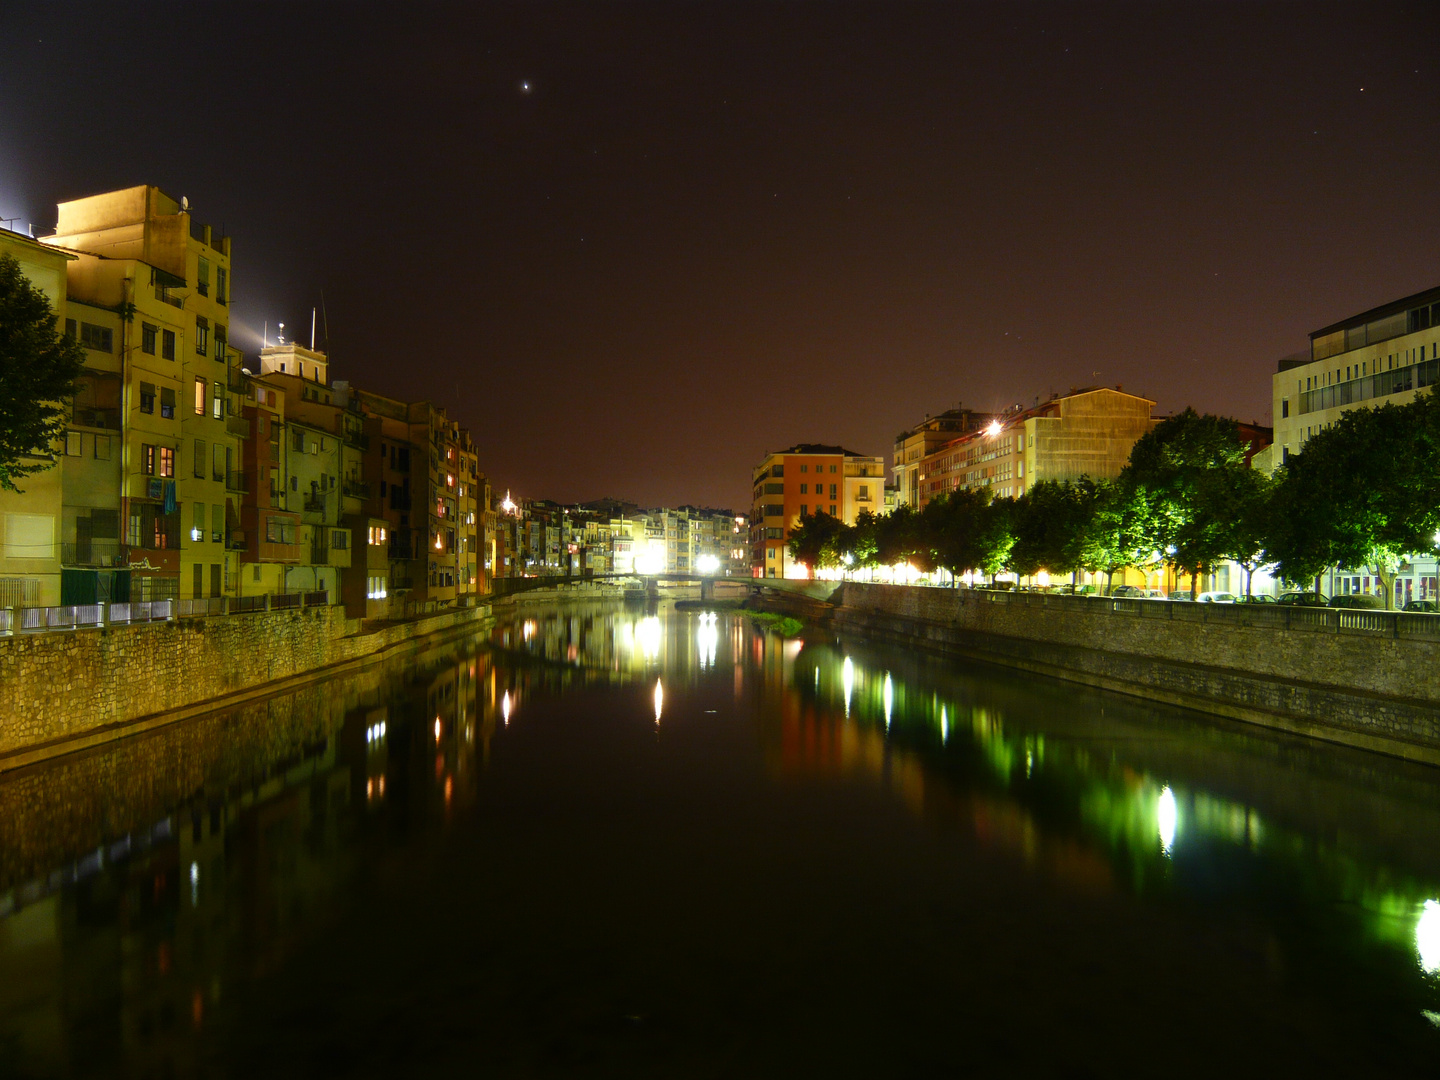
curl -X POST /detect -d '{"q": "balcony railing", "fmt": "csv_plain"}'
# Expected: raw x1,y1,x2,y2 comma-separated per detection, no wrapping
343,430,370,451
226,414,249,438
72,407,121,431
225,528,247,551
303,493,327,513
61,540,121,567
343,479,370,499
226,471,248,493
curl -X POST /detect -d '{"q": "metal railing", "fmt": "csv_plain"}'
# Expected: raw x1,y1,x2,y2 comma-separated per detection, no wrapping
0,590,341,634
60,540,122,567
873,584,1440,642
226,471,248,493
343,479,370,499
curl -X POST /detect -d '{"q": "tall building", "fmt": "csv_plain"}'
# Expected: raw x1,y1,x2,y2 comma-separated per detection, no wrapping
1271,286,1440,604
892,408,984,508
749,444,886,578
1272,286,1439,465
916,387,1157,507
0,230,74,607
47,185,241,602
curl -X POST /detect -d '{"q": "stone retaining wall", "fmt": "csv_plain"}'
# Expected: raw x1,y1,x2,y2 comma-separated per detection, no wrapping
821,584,1440,763
0,605,490,760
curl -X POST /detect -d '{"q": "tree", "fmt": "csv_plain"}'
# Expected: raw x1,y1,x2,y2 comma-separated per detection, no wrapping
787,509,846,574
1267,394,1440,607
1007,479,1091,581
1074,478,1158,593
0,253,87,491
1123,409,1253,598
926,488,1013,581
1218,468,1275,599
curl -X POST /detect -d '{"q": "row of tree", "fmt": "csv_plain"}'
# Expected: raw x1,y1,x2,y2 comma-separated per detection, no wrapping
789,393,1440,606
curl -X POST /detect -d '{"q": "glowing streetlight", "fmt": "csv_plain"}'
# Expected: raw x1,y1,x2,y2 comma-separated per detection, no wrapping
985,419,1003,437
696,553,720,574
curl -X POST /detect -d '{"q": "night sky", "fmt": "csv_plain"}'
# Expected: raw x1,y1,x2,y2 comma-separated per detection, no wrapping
3,2,1437,511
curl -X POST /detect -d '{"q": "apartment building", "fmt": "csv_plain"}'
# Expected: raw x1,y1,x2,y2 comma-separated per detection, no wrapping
916,387,1157,508
1271,286,1440,604
749,444,886,578
48,185,242,602
892,408,984,508
0,230,73,607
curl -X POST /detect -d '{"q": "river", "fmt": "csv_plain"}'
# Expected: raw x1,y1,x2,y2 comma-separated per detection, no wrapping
0,601,1437,1077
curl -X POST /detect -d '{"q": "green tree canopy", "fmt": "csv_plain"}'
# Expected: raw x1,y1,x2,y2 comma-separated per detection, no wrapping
0,253,87,491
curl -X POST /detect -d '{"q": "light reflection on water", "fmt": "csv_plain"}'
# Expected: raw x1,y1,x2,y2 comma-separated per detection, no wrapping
0,602,1437,1074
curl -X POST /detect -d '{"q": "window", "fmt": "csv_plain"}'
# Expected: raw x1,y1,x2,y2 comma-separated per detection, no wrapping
858,485,870,500
829,484,837,498
193,564,204,596
162,329,176,360
65,318,76,339
140,382,156,414
160,386,175,419
265,516,296,544
195,316,209,355
767,548,776,560
211,503,223,542
771,464,784,477
141,323,157,355
829,504,837,515
800,464,808,473
192,501,206,539
79,323,113,353
158,446,175,477
800,504,809,516
197,257,210,297
1281,398,1289,419
800,484,808,494
195,378,206,415
764,504,783,517
194,438,206,478
764,482,783,495
94,435,111,460
212,382,223,419
214,324,227,360
65,432,82,457
142,444,156,475
216,266,227,305
332,530,348,549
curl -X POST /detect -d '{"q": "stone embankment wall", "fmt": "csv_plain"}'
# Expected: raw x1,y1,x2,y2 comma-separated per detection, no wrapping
815,583,1440,763
0,605,491,765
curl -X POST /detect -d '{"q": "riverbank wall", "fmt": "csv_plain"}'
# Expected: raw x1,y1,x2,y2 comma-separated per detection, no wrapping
0,603,495,770
765,582,1440,764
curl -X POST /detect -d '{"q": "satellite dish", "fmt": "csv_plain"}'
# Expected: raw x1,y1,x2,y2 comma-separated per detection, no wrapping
181,195,189,211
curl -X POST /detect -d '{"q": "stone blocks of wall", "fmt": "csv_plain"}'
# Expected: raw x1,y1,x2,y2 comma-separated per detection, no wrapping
0,606,488,758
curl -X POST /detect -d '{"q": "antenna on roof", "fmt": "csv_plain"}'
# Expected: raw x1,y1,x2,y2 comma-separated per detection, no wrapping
263,320,268,348
311,308,317,351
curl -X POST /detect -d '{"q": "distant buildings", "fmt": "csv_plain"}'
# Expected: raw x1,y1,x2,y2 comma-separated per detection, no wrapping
892,408,984,508
749,444,886,577
914,387,1158,508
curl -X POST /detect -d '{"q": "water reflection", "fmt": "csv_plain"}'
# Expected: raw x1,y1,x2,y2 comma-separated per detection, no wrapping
0,603,1438,1074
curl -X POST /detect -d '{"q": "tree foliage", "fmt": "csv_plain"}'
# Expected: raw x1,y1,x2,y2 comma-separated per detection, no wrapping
0,253,87,492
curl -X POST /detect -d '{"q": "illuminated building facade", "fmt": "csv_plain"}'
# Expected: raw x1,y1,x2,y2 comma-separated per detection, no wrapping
891,408,984,509
48,186,241,602
750,444,886,578
1271,286,1440,605
916,387,1157,508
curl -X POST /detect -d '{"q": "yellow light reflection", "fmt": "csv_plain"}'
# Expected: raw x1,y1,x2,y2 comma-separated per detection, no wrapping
883,672,893,728
501,690,512,725
1417,900,1440,973
653,678,664,722
940,705,947,742
1158,786,1177,855
638,616,661,661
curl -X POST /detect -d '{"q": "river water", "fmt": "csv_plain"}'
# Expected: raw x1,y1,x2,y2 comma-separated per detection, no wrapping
1,601,1438,1077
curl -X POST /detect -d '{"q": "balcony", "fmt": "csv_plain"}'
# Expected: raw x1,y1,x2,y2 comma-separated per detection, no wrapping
72,407,121,431
61,540,121,567
343,479,371,499
303,492,327,514
226,471,248,493
225,529,247,551
226,414,249,438
343,430,370,451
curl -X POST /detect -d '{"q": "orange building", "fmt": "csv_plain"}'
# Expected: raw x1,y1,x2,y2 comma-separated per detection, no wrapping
749,443,885,578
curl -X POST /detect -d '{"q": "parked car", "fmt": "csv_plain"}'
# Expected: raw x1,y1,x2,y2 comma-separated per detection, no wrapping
1277,591,1329,607
1404,599,1440,613
1048,583,1076,595
1196,591,1237,603
1328,594,1385,610
1141,589,1167,599
1110,585,1146,598
1233,593,1276,604
1167,590,1193,601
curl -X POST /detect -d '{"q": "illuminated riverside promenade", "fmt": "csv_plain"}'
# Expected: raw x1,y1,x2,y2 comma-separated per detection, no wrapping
1,601,1438,1075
